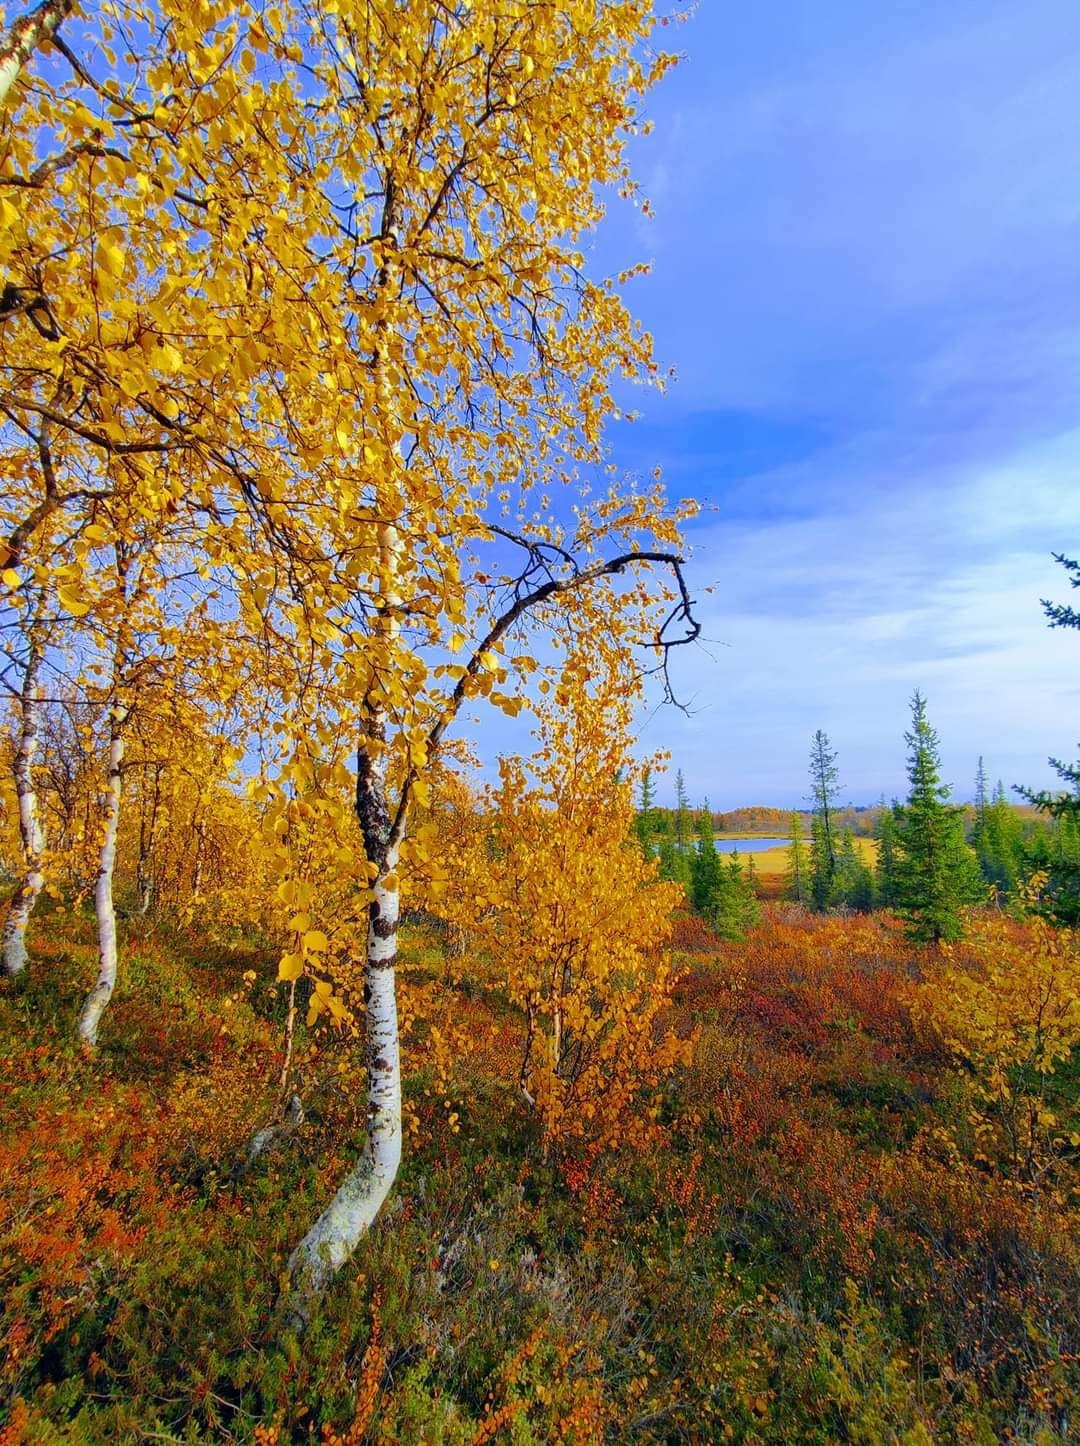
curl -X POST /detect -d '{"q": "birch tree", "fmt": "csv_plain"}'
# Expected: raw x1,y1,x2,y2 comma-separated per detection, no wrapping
3,0,698,1314
76,540,140,1046
1,583,50,975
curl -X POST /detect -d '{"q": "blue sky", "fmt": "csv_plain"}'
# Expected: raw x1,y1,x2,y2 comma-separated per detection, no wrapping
585,0,1080,809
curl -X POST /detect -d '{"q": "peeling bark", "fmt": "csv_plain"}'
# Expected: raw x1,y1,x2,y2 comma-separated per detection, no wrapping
284,188,408,1321
287,523,404,1315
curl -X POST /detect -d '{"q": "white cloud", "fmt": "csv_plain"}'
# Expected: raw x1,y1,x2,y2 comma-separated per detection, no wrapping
643,437,1080,806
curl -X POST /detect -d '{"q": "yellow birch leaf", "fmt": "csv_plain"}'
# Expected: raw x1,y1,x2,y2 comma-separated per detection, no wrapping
57,584,91,617
96,237,126,280
278,952,303,982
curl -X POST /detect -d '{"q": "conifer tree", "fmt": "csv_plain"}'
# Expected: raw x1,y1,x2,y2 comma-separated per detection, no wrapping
1041,551,1080,631
1022,807,1080,924
689,804,721,916
976,782,1024,900
893,691,983,942
634,767,657,858
808,729,840,910
1021,556,1080,812
674,769,692,853
711,851,760,939
974,756,989,830
1016,552,1080,919
657,836,691,891
783,810,809,904
874,804,900,909
833,827,874,912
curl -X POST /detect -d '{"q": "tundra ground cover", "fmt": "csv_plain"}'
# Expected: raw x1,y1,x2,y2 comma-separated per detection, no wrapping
1,904,1076,1441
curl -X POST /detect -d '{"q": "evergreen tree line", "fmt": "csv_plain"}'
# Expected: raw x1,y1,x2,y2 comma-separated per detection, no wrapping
634,769,760,939
633,555,1079,944
800,691,1080,940
807,555,1080,934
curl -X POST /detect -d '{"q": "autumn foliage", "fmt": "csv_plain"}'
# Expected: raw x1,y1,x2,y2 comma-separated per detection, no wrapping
1,0,1078,1437
1,900,1077,1440
423,652,691,1157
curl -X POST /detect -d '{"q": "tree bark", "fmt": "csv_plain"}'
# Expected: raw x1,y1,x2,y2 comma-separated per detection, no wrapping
2,619,47,976
285,840,402,1318
286,498,405,1321
0,0,72,110
284,182,408,1322
78,703,128,1046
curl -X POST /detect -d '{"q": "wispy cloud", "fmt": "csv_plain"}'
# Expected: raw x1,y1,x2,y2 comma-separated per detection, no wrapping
643,441,1079,806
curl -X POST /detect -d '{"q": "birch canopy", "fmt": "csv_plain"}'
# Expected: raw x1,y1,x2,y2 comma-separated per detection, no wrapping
2,0,698,1312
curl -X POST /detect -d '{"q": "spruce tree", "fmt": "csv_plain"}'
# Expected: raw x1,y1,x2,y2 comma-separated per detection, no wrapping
874,804,900,909
1047,811,1080,923
657,835,691,891
808,729,841,910
977,782,1023,900
834,827,874,911
634,767,656,858
974,755,989,829
1041,551,1080,631
674,769,692,853
1016,552,1080,918
783,810,809,904
690,804,722,916
892,691,983,942
711,851,760,939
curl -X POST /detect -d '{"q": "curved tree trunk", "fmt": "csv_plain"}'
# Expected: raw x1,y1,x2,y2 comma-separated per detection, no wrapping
78,704,128,1046
2,624,47,976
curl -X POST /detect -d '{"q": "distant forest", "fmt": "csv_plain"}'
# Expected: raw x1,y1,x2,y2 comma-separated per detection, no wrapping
651,799,1043,838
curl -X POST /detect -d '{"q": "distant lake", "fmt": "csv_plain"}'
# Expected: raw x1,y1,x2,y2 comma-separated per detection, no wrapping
661,836,803,854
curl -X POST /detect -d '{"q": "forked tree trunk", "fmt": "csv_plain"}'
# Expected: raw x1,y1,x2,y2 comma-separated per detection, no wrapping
2,629,46,976
78,704,128,1046
0,0,71,108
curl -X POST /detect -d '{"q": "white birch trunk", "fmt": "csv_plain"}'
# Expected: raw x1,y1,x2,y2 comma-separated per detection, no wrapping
285,844,402,1316
0,0,71,108
285,192,410,1321
78,705,127,1047
2,636,46,977
286,503,406,1313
